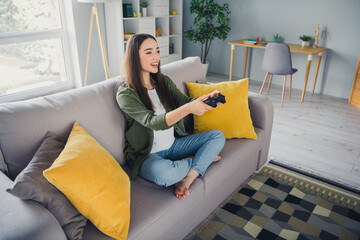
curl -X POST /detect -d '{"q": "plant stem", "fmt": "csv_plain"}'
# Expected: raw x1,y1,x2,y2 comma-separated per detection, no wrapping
200,43,204,63
204,39,212,64
204,38,209,64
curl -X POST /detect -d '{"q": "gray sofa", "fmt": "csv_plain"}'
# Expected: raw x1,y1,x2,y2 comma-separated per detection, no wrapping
0,57,273,240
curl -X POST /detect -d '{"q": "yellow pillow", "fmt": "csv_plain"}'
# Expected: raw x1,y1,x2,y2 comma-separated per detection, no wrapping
186,79,257,139
43,122,130,240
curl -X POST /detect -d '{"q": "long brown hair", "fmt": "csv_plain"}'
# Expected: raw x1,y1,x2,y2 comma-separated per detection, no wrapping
123,34,175,111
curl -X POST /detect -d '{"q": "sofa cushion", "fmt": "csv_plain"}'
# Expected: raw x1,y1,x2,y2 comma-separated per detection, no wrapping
161,57,206,133
127,176,205,240
0,149,8,175
186,79,257,139
44,123,131,240
161,56,206,95
0,79,126,179
81,162,206,240
6,131,87,240
202,127,264,196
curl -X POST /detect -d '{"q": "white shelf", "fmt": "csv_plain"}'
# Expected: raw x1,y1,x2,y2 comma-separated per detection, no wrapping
124,17,151,20
105,0,183,76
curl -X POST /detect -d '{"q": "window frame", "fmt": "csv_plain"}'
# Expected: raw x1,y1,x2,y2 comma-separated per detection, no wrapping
0,0,81,103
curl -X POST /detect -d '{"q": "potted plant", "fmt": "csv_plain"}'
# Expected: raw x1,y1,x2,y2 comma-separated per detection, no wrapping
141,1,148,17
185,0,231,75
299,35,312,47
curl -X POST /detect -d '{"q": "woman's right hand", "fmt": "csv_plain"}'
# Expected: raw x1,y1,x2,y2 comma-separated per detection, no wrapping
165,94,215,127
187,94,213,116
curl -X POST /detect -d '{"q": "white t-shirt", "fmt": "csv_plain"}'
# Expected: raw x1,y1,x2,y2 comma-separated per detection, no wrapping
148,89,175,153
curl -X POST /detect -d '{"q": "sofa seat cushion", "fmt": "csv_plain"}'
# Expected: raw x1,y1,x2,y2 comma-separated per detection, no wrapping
127,176,205,240
202,127,265,196
81,175,205,240
82,221,115,240
0,79,126,180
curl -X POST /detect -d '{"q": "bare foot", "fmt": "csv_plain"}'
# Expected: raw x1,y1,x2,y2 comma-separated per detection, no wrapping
213,155,221,162
174,181,190,199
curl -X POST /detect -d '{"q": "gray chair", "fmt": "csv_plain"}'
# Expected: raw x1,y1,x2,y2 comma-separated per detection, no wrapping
259,43,297,107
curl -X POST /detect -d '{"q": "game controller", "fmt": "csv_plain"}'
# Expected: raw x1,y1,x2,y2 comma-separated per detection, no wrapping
203,93,226,108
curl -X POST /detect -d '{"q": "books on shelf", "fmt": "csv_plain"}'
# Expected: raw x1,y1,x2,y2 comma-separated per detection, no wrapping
245,39,257,45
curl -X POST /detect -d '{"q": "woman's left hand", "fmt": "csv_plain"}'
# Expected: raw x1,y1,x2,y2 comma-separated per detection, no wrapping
208,90,223,107
209,90,221,98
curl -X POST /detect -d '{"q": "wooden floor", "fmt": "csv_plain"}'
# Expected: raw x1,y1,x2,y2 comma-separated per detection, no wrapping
207,72,360,191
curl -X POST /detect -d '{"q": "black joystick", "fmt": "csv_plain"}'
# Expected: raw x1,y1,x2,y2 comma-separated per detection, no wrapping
203,93,226,108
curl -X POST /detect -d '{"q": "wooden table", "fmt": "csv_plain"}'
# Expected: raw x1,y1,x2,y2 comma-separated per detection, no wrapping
228,39,327,102
349,53,360,108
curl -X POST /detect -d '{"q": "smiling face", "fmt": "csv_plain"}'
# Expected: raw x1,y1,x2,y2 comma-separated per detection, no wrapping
139,38,160,75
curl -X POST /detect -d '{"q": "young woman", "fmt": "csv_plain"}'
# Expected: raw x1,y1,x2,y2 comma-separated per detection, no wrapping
116,34,225,199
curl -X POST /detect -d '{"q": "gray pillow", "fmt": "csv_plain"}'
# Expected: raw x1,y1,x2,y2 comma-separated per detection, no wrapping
6,131,87,240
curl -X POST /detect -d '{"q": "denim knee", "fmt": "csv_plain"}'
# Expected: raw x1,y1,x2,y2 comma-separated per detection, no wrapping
152,161,190,187
140,158,192,187
152,166,176,187
210,130,226,146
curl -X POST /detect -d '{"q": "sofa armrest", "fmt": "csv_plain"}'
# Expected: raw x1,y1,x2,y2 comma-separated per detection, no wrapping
0,171,67,240
248,92,274,169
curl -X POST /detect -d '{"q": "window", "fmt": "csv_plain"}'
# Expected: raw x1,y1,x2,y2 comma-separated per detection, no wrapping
0,0,81,103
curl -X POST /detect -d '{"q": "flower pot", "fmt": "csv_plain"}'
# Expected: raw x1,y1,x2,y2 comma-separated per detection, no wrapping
142,8,147,17
301,41,309,47
202,62,209,76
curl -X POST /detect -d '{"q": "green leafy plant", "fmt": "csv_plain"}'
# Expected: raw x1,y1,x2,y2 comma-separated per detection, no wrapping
185,0,231,64
140,1,148,8
299,35,312,41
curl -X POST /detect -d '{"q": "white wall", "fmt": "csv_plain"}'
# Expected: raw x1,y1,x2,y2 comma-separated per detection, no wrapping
183,0,360,99
72,1,108,86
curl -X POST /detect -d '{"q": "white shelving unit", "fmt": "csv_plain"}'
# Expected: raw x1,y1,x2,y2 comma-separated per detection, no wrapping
105,0,183,77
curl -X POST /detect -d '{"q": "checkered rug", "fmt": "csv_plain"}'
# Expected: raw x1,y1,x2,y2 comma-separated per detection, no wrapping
190,164,360,240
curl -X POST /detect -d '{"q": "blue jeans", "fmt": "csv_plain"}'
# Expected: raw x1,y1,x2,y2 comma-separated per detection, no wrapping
139,130,225,187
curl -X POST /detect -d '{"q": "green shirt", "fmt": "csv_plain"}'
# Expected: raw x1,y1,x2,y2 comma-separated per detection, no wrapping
116,74,192,178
